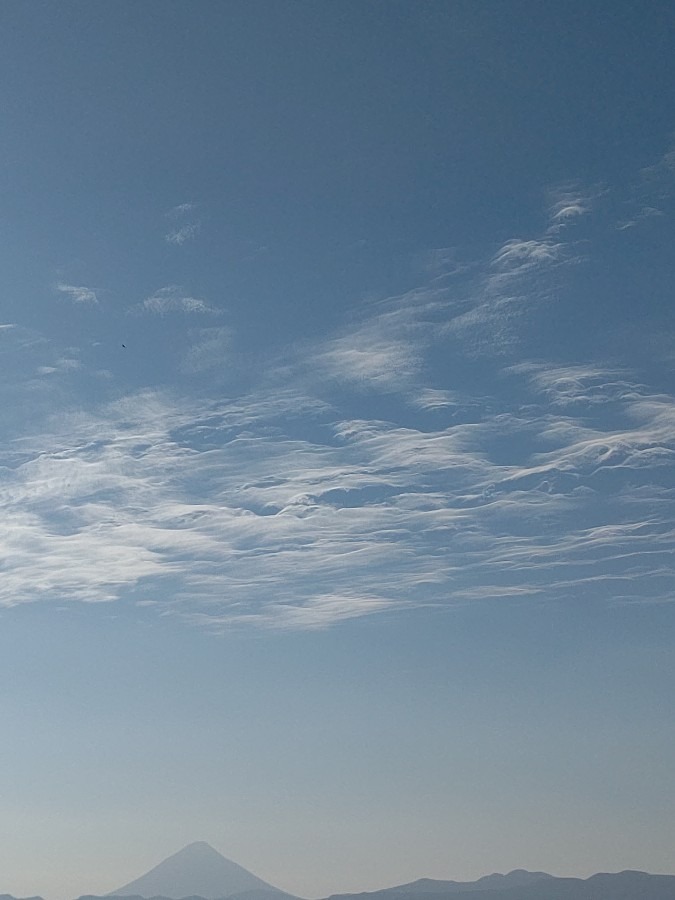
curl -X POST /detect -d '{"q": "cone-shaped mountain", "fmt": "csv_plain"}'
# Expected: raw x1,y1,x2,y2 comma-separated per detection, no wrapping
109,842,286,900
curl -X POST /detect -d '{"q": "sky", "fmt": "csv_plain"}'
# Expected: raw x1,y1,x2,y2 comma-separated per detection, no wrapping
1,1,675,898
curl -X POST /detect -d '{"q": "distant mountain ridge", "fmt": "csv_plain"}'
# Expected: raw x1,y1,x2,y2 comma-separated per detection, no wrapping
0,895,45,900
328,870,675,900
5,849,675,900
343,870,555,898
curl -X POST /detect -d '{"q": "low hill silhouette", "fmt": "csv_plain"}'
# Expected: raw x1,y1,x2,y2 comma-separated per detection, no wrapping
328,871,675,900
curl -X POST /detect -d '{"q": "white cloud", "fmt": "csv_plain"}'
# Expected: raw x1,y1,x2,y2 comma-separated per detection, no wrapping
140,285,218,315
491,238,563,273
641,144,675,182
5,160,675,631
409,388,459,411
547,186,594,230
615,205,664,231
37,357,81,376
55,282,99,304
507,362,640,407
166,222,200,245
303,286,444,394
2,359,673,629
186,593,403,631
420,247,472,279
315,330,420,391
440,191,590,356
168,202,197,216
181,326,233,373
550,199,589,222
165,202,201,244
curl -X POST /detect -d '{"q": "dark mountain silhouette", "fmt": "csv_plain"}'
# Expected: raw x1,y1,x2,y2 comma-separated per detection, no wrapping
370,871,555,896
107,843,290,900
328,871,675,900
0,895,45,900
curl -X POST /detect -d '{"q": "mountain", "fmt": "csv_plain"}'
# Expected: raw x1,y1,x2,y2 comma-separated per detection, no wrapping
0,895,45,900
327,871,675,900
381,871,554,895
5,864,675,900
327,871,554,900
107,842,291,900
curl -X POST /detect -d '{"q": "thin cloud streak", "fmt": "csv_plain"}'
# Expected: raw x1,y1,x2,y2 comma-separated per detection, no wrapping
55,283,100,304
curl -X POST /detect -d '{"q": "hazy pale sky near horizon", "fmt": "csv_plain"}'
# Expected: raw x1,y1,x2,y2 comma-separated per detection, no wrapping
1,2,675,898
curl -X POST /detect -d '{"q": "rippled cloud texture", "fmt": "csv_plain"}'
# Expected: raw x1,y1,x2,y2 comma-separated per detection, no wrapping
3,160,675,630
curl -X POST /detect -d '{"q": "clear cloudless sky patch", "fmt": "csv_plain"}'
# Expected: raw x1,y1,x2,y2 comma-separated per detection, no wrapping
1,2,675,898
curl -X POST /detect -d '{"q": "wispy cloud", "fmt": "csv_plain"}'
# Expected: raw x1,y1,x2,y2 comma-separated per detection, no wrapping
2,358,674,629
165,202,201,245
490,238,564,276
4,156,674,631
169,202,198,216
140,285,218,315
640,143,675,184
37,357,81,376
507,362,641,407
314,330,421,392
166,222,200,245
420,246,473,279
55,282,99,304
187,593,402,631
180,326,235,375
296,282,455,395
547,185,595,232
439,187,592,355
409,388,460,411
615,205,664,231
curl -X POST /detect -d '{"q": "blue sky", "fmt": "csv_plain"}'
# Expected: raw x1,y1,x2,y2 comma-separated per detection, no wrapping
1,2,675,898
